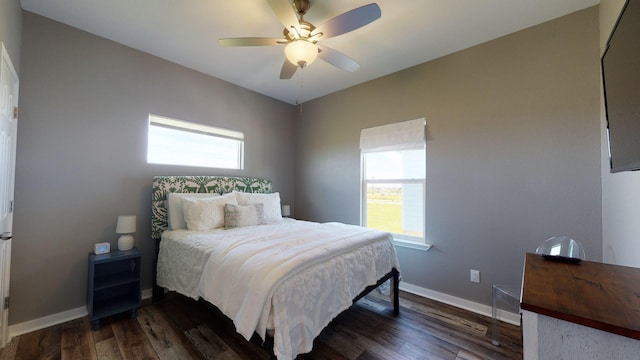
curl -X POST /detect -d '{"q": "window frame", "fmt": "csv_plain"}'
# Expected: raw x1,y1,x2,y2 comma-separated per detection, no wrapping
359,118,429,251
360,146,428,249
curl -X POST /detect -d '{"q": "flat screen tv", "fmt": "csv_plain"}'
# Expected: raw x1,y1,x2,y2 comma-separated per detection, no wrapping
601,0,640,172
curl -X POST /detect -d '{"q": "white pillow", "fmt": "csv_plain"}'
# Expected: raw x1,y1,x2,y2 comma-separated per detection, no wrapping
224,203,266,229
166,193,220,230
233,191,282,223
181,193,238,231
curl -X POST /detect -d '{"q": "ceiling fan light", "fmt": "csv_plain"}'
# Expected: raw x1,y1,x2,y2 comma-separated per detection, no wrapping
284,40,318,68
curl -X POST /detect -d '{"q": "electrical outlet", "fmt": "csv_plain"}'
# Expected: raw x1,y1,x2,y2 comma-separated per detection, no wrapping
470,269,480,283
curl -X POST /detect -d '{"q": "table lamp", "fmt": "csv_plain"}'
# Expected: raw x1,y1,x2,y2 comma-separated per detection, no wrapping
116,215,136,251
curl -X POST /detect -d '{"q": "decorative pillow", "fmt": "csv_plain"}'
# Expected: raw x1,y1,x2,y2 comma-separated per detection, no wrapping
181,193,238,231
224,203,266,229
167,193,220,230
233,191,282,223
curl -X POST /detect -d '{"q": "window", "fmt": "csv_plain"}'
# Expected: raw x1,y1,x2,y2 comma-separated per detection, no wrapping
360,118,427,248
147,114,244,169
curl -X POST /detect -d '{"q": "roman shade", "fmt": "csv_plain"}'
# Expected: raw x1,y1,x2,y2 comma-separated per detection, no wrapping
360,118,426,152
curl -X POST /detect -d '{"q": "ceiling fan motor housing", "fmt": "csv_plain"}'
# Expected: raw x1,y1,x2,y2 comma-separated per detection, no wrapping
283,21,316,41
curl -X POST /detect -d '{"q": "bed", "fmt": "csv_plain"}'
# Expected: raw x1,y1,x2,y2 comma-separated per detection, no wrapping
151,176,400,360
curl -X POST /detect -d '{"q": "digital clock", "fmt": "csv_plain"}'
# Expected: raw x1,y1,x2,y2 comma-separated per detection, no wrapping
94,242,110,255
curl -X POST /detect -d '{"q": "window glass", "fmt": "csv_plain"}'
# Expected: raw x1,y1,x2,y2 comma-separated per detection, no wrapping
362,147,425,243
147,114,244,169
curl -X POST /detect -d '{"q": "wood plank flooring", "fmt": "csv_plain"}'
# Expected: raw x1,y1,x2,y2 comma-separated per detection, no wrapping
0,291,522,359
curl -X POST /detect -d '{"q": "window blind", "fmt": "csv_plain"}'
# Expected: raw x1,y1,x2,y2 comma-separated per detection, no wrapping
360,118,426,152
150,114,244,141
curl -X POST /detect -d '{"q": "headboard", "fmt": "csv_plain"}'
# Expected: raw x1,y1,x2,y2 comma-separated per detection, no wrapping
151,176,273,239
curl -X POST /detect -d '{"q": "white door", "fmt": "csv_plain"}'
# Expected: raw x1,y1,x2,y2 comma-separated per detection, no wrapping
0,42,19,347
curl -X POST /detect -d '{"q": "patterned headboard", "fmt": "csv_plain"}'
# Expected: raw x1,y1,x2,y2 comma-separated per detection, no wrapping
151,176,273,239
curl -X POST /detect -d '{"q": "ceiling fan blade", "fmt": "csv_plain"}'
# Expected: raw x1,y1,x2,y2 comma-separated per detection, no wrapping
311,3,381,39
317,45,359,72
219,38,285,46
280,59,298,79
266,0,301,35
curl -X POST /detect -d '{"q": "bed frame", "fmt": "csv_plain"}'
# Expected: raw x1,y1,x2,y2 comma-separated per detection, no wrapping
150,175,400,316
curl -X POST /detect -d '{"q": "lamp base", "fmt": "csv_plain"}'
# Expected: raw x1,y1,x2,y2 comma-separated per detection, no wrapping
118,234,134,251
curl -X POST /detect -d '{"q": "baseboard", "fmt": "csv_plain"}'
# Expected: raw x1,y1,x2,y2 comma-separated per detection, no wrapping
8,288,153,339
8,284,519,339
400,282,521,326
8,306,88,339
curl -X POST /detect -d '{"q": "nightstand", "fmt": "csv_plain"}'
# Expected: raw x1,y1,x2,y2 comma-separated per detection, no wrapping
87,248,142,330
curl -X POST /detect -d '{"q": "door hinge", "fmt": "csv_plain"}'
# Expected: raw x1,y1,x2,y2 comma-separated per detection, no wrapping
4,297,8,310
9,200,13,213
13,106,18,119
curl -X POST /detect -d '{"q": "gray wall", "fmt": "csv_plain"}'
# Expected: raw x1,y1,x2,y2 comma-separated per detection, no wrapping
295,7,601,306
0,0,22,74
12,12,296,325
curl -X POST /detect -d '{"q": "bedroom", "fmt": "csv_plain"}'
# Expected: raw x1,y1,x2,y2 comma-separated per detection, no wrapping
0,0,638,357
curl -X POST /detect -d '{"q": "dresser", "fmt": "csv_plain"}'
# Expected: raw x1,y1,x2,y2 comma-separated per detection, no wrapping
520,253,640,359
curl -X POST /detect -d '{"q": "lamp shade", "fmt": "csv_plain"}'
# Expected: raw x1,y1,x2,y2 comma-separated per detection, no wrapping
116,215,136,234
285,40,318,68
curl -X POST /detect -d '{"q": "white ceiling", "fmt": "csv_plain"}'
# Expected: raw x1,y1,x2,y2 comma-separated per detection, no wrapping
20,0,599,105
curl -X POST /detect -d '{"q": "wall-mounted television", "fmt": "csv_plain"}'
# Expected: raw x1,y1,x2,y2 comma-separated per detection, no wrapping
601,0,640,173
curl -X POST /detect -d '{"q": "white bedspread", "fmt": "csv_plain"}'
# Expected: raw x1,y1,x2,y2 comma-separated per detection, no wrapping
157,219,400,360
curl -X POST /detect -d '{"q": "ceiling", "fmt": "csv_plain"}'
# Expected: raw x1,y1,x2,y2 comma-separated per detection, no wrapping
20,0,599,105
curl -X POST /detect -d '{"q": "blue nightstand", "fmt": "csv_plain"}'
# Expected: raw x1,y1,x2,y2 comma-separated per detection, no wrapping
87,248,142,330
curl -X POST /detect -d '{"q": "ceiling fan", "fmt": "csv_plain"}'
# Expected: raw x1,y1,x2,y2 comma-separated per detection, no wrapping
219,0,381,79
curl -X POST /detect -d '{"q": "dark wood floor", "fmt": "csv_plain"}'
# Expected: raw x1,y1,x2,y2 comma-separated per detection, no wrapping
0,291,522,360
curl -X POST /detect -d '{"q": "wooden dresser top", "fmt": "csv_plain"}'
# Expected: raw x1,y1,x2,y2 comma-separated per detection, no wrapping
521,252,640,340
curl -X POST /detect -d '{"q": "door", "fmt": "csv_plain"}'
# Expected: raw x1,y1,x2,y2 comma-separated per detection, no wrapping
0,42,19,347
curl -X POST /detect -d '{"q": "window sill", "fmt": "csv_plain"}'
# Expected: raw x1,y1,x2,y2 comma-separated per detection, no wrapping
393,239,432,251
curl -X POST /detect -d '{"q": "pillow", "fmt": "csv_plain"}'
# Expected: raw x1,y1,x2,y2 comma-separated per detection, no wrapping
181,193,238,231
233,191,282,223
224,203,266,229
166,193,220,230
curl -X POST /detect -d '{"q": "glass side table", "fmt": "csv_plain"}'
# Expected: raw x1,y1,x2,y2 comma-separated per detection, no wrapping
491,284,521,346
